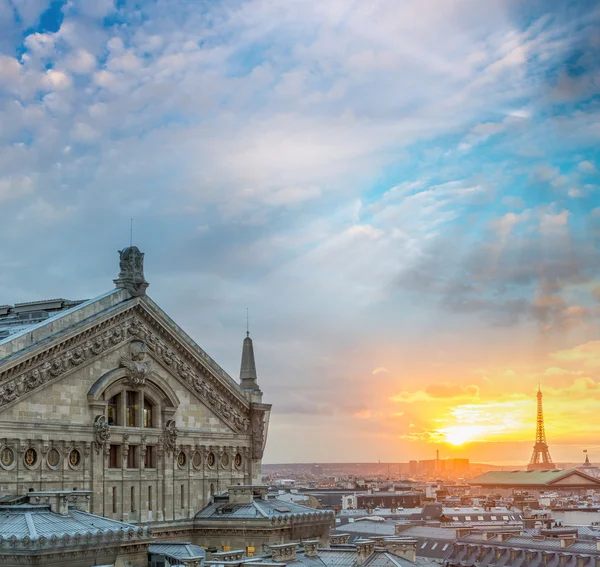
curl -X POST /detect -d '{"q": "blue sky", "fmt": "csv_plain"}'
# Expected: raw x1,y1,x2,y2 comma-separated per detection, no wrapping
1,0,599,463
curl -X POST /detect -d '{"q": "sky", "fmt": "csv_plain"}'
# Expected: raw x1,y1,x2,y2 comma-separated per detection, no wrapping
0,0,599,465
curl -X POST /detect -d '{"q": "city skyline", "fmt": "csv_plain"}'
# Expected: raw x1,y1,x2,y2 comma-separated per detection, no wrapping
1,0,599,465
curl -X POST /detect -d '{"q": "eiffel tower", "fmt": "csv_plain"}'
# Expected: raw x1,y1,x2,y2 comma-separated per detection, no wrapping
527,385,556,470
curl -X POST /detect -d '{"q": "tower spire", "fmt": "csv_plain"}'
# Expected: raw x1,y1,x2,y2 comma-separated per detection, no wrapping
239,314,260,392
527,385,556,470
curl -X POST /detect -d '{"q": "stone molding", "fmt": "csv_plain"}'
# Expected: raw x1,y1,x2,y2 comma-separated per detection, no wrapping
0,302,253,435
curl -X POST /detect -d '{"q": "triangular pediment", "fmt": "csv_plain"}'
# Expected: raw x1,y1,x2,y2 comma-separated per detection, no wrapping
0,292,251,434
548,470,600,486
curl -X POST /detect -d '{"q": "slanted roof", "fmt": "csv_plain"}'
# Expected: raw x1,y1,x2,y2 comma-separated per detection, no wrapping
149,542,207,560
195,494,333,521
0,504,150,549
469,469,600,487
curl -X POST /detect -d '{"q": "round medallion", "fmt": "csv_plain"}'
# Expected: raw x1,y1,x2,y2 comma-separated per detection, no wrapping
234,453,242,468
207,452,215,468
24,447,38,468
177,451,187,468
68,449,81,469
0,447,15,470
192,452,202,469
47,448,61,469
220,453,230,468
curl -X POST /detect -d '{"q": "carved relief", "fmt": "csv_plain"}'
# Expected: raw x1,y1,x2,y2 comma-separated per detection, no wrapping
0,317,130,410
250,406,270,459
119,340,152,388
93,415,111,454
128,317,250,433
160,419,178,456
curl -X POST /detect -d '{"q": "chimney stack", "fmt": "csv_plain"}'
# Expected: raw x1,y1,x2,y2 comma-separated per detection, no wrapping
270,543,298,563
355,540,375,566
303,540,320,558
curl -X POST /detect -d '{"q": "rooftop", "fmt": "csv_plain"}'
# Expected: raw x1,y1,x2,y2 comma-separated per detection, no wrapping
469,469,600,486
0,298,86,340
195,492,334,522
0,491,151,550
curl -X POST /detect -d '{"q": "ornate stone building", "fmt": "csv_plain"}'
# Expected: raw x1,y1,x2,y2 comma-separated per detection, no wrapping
0,247,271,527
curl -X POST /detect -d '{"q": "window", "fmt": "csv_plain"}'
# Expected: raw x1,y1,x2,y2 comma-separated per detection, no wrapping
148,486,153,511
181,484,185,509
112,487,117,514
107,394,120,425
143,399,154,428
452,516,459,521
127,446,138,469
491,515,497,520
131,486,135,512
144,446,155,468
431,543,438,550
442,544,449,551
465,516,472,521
126,391,138,427
502,516,509,520
420,543,427,549
478,516,484,521
109,445,120,469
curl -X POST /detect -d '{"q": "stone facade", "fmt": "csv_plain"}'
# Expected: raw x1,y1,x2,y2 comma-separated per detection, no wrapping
0,248,271,530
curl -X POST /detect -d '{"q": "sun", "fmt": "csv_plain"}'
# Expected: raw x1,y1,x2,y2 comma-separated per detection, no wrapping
439,424,488,446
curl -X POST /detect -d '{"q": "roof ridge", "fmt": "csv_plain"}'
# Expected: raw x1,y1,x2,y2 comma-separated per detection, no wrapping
253,500,269,518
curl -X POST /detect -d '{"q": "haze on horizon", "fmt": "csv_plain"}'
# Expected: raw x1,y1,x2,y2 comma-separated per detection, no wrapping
0,0,599,465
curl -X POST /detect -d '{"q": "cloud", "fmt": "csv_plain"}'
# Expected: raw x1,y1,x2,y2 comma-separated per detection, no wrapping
391,383,480,403
579,160,597,174
372,367,389,376
551,341,600,368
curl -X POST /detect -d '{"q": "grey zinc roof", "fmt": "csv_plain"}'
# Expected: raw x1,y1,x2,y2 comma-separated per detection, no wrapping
316,549,358,567
0,505,148,547
364,551,417,567
457,533,600,555
149,542,207,560
196,496,332,521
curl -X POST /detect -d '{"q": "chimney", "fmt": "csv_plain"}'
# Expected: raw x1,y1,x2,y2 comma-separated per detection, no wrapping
228,485,255,505
27,490,91,515
303,540,320,558
383,538,417,562
212,550,245,562
456,528,471,539
596,540,600,552
270,543,298,563
330,534,350,545
356,540,376,566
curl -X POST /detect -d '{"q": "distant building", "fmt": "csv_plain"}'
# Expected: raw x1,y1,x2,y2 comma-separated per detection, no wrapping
469,469,600,496
446,528,600,567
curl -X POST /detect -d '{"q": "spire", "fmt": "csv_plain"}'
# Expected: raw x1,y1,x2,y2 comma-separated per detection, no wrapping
239,317,260,392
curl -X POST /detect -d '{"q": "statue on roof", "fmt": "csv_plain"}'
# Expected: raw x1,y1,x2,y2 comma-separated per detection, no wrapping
114,246,149,297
